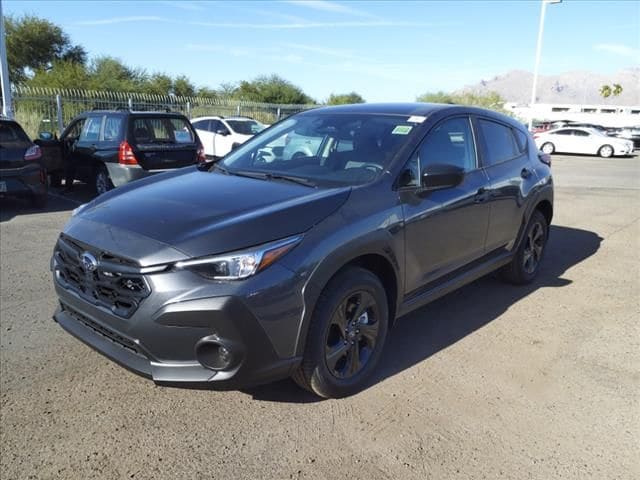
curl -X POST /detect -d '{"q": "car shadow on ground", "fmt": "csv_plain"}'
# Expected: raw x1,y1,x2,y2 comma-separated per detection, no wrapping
0,183,96,223
244,225,602,403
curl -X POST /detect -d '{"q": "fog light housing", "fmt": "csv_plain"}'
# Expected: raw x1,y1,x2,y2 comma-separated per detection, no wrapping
195,337,238,371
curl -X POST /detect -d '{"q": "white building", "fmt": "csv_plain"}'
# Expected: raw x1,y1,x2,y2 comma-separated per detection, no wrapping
504,102,640,127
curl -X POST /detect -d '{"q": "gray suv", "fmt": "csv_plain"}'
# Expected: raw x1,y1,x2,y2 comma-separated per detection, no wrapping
51,103,553,398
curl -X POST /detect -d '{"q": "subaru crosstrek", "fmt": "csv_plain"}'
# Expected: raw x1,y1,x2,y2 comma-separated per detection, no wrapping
51,103,553,398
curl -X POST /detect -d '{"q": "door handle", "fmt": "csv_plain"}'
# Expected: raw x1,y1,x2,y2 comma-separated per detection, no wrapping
521,168,532,179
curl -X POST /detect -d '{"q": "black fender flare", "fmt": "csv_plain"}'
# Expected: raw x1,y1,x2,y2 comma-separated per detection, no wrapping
292,229,402,356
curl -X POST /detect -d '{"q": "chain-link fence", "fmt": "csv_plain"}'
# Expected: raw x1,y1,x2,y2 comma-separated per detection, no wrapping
10,85,317,138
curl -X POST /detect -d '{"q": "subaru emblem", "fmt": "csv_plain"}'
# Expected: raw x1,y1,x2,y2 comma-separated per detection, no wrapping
81,252,98,272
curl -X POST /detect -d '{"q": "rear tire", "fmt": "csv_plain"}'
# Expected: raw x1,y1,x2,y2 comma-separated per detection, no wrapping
293,267,389,398
94,164,114,195
541,142,555,154
598,144,614,158
499,210,548,285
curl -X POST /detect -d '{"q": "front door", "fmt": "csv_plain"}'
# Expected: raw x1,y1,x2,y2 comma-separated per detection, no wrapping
400,116,491,295
74,115,104,182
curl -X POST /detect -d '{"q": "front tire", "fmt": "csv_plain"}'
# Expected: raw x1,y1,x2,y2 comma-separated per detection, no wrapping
293,267,389,398
94,164,114,195
598,144,614,158
541,142,555,154
500,210,548,285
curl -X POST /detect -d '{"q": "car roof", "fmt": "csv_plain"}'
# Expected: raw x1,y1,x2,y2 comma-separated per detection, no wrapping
191,116,222,121
298,102,522,129
83,110,187,117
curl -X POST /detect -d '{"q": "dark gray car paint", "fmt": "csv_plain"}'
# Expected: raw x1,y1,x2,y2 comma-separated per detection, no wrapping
76,167,351,259
51,103,554,387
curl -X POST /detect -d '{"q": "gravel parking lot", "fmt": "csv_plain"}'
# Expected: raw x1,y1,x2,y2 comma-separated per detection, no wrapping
1,153,638,480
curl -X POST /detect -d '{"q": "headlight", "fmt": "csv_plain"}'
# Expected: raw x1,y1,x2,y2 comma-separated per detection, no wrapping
174,235,302,280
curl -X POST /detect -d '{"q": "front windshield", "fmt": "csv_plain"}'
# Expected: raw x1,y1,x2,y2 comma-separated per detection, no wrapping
226,120,266,135
220,113,420,187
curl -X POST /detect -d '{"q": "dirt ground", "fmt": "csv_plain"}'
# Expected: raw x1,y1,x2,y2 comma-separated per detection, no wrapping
1,153,638,479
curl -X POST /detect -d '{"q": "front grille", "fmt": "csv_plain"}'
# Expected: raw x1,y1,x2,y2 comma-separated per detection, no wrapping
61,303,144,357
54,234,150,318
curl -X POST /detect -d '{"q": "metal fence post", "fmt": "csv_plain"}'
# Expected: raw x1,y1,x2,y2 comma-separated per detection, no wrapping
55,94,64,133
128,97,133,110
276,107,281,121
237,104,241,116
186,101,191,119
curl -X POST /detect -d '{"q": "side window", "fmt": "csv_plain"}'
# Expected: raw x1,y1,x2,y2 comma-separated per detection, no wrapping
212,121,229,135
103,115,124,142
573,130,589,137
63,119,86,140
79,116,103,142
553,129,572,136
513,128,529,153
419,117,476,171
400,117,476,188
209,120,221,133
478,119,518,166
192,120,208,130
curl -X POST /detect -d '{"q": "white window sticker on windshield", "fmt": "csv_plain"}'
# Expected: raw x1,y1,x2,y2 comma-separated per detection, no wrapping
174,130,192,143
392,125,413,135
407,115,426,123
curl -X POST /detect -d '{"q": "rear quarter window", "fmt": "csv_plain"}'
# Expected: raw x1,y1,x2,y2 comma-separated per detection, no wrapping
132,117,195,144
513,128,529,153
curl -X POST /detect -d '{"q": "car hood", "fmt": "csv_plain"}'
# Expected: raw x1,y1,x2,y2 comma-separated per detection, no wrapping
66,167,350,265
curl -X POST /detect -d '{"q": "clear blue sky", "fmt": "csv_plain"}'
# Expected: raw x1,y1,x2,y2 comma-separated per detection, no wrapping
4,0,639,102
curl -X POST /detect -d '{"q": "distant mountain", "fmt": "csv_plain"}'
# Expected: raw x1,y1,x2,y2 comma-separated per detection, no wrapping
458,68,640,105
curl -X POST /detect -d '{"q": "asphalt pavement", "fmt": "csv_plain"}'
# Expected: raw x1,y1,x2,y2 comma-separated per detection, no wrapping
1,153,638,479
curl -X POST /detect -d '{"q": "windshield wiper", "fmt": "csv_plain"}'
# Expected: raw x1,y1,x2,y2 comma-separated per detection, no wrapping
212,163,229,174
233,170,316,188
265,173,316,188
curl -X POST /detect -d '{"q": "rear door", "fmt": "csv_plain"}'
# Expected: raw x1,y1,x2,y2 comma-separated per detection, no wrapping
476,117,537,252
129,116,198,170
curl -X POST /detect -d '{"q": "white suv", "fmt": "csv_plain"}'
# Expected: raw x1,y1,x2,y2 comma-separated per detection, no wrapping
191,116,266,158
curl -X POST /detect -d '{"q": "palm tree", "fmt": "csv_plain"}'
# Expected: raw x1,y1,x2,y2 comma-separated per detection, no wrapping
612,84,623,96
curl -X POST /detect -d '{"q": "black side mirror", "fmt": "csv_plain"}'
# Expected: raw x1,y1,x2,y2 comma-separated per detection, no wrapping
216,127,230,136
421,163,464,191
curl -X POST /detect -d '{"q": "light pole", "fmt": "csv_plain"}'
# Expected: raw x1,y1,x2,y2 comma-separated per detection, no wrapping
528,0,561,131
0,0,12,119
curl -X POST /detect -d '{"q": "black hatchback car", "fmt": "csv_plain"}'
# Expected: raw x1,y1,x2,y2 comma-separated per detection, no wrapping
51,103,553,398
0,118,47,208
40,110,205,195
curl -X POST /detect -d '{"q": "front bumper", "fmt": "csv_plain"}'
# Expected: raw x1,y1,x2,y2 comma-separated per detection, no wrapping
0,164,46,196
51,252,305,388
614,144,634,156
